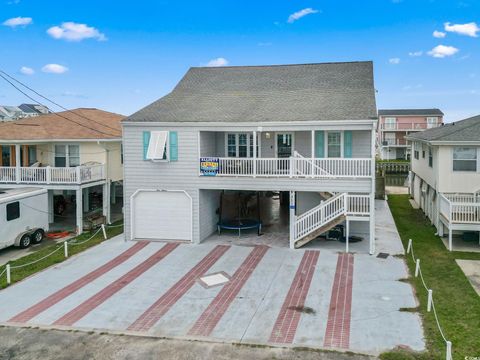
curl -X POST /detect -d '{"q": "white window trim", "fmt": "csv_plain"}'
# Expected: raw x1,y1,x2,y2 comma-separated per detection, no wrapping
54,143,80,167
452,147,478,172
384,117,397,130
224,133,261,158
325,131,344,158
147,131,170,162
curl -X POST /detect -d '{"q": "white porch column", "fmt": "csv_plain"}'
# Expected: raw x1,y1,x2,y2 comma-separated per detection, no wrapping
111,182,116,205
289,191,296,249
15,144,20,183
448,227,452,251
76,188,83,235
103,182,111,224
83,187,90,212
47,190,54,223
345,219,350,253
253,131,257,178
369,127,376,255
311,130,315,159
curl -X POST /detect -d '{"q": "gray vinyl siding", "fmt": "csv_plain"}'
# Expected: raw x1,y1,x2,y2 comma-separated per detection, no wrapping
123,125,374,243
199,189,221,241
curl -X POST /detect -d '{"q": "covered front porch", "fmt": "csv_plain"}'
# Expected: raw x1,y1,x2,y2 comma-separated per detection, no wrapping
0,143,105,185
201,189,373,253
438,193,480,251
198,129,374,179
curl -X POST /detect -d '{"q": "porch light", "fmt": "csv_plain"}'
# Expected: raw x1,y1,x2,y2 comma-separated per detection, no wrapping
265,132,271,139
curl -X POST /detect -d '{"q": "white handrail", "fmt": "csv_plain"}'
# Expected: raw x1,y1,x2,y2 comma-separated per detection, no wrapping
293,193,347,242
209,157,372,178
0,164,106,184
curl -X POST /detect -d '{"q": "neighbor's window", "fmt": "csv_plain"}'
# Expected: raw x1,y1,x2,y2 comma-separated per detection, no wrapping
426,117,438,129
384,117,396,130
327,132,341,158
428,147,433,167
414,142,420,160
6,201,20,221
55,144,80,167
453,147,477,172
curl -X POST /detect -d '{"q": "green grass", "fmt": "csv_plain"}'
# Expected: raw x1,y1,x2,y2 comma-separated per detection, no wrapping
0,221,124,289
382,195,480,360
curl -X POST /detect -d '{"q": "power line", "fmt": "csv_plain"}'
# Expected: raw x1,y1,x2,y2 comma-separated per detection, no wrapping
0,70,122,134
0,73,119,138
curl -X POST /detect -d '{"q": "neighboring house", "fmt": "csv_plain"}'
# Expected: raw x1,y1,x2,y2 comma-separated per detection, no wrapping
122,62,377,253
0,104,51,122
377,109,444,160
0,108,125,234
18,103,51,116
407,115,480,251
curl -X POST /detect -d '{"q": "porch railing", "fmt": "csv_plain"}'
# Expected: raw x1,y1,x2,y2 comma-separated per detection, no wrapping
0,164,105,185
439,193,480,224
204,157,372,178
380,123,442,130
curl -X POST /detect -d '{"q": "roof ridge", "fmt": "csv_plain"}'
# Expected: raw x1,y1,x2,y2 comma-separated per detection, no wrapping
190,61,373,69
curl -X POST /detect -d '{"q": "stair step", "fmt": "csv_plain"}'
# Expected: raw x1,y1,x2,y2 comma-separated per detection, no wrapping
294,215,346,249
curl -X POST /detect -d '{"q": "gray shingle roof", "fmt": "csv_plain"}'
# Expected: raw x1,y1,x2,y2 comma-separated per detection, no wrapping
126,61,377,123
378,109,444,116
407,115,480,142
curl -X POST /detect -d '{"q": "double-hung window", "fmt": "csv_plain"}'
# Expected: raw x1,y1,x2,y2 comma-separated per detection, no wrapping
426,117,438,129
225,133,259,158
327,132,341,158
384,117,396,130
413,142,420,160
453,147,477,172
428,147,433,167
55,144,80,167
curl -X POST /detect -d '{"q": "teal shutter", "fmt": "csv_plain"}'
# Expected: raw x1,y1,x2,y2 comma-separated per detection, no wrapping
142,131,150,160
315,131,324,158
344,131,352,158
169,131,178,161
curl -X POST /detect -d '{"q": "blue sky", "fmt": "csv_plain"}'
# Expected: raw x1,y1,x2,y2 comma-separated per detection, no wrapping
1,0,479,121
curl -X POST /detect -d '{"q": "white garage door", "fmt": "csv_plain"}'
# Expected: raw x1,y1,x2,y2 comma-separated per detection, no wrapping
132,190,192,241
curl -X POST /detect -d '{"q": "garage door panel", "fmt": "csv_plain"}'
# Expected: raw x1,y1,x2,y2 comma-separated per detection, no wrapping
133,191,192,241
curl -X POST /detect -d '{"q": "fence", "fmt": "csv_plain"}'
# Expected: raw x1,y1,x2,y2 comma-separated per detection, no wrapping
0,223,123,289
376,161,410,174
406,238,452,360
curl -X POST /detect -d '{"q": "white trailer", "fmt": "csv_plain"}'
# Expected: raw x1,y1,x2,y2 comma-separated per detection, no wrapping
0,188,49,250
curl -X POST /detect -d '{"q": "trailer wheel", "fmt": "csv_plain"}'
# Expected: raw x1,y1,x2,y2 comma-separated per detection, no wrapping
19,234,31,249
32,229,45,244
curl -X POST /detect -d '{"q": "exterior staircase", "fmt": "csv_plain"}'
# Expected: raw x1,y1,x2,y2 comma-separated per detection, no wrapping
292,192,347,249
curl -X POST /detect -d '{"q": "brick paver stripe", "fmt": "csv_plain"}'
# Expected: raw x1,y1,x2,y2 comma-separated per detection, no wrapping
9,241,150,323
323,252,354,349
188,245,269,337
269,250,319,343
128,245,231,332
53,242,179,326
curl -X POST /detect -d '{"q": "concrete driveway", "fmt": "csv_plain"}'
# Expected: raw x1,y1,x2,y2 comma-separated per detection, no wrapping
0,234,424,356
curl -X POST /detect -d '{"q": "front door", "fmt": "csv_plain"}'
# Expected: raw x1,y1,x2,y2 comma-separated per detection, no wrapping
276,133,293,158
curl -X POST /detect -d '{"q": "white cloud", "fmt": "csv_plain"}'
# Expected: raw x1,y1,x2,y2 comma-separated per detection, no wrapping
428,45,459,58
409,51,423,57
433,30,446,38
444,22,479,37
47,22,107,42
41,64,69,74
287,8,319,23
389,58,400,64
20,66,34,75
206,57,229,67
2,16,32,27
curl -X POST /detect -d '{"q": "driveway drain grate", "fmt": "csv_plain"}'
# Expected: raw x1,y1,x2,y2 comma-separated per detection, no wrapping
377,252,390,259
198,272,231,288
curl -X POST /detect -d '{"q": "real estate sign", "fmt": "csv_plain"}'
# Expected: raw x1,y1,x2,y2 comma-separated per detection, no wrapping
200,157,219,176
